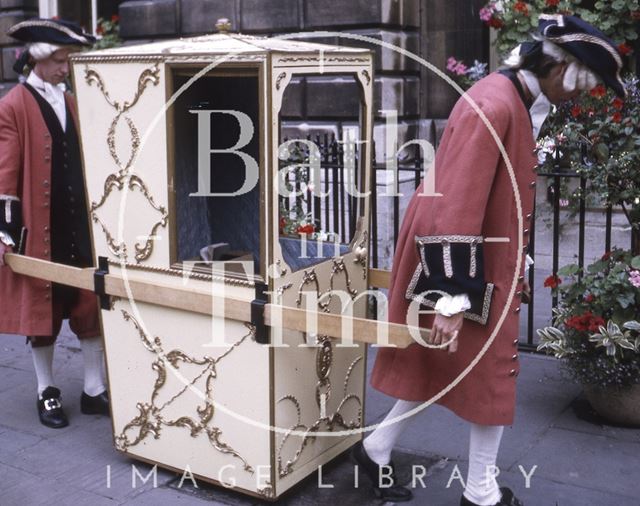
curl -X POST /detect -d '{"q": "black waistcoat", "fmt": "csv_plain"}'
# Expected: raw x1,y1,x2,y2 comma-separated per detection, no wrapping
23,83,93,268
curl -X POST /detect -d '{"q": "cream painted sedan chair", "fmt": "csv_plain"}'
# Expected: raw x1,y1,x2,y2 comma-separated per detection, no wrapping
1,30,424,501
61,33,385,499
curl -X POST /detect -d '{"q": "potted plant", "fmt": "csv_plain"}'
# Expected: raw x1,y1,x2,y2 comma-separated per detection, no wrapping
537,248,640,425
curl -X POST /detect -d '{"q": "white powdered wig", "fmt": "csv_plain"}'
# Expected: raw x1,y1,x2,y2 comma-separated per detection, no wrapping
28,42,62,61
503,37,600,92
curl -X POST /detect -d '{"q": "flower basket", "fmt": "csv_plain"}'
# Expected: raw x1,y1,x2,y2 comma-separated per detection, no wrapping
583,384,640,426
538,249,640,425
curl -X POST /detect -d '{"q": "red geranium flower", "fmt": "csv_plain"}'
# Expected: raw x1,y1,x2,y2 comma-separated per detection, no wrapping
111,14,120,23
489,17,504,29
612,97,625,110
545,0,560,6
514,1,529,15
590,85,607,98
96,25,104,35
601,251,612,261
612,112,623,123
570,104,581,118
632,11,640,21
543,274,562,289
584,294,595,303
618,43,633,56
297,224,315,234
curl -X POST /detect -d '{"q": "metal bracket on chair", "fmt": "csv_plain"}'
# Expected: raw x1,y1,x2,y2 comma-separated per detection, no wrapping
94,256,111,310
251,281,269,344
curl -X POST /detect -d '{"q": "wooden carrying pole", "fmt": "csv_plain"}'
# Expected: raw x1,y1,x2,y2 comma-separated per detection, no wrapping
5,254,428,348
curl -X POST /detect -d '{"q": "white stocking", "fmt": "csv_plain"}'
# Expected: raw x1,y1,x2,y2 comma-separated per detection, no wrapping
363,399,421,466
463,423,504,505
80,336,107,396
31,344,55,397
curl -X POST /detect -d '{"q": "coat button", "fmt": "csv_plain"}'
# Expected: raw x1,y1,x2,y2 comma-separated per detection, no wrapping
45,294,50,300
513,338,519,346
529,181,536,188
518,276,524,282
44,156,50,162
43,180,50,188
43,202,49,208
523,229,529,235
44,191,49,197
509,369,518,377
514,307,521,314
44,249,49,255
526,213,532,221
45,283,51,289
44,226,49,231
44,237,49,243
512,354,518,361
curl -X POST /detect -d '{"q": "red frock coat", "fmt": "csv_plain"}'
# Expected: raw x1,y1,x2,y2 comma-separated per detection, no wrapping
0,84,99,337
370,73,537,425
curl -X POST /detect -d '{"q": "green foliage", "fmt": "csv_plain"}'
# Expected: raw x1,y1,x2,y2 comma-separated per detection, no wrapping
480,0,640,58
537,249,640,386
536,79,640,232
93,16,121,50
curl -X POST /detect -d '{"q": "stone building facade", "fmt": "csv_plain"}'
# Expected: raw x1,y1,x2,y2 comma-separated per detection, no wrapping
0,0,488,267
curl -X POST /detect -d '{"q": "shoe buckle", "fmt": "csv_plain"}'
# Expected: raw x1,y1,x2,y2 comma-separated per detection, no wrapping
44,398,61,410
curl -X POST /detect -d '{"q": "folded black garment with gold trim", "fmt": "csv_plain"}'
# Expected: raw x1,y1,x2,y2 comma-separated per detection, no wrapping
405,235,494,325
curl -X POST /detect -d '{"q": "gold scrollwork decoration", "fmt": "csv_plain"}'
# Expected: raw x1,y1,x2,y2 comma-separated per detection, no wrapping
295,258,358,312
90,174,168,263
115,311,256,475
257,482,274,499
275,349,363,478
275,71,287,90
277,56,369,64
353,230,368,279
85,63,166,263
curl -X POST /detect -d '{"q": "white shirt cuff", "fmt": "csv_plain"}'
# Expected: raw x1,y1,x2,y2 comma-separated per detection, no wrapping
525,254,534,274
0,231,15,247
434,293,471,317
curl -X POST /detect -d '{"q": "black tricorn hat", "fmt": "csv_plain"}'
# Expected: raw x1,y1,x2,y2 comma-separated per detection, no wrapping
8,18,96,46
538,14,625,97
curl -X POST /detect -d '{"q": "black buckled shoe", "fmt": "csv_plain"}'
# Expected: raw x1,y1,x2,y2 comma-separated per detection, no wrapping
351,441,413,502
38,386,69,429
461,487,524,506
80,390,110,416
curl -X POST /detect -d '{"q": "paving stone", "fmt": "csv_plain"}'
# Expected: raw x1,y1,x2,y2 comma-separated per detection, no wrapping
552,395,640,444
62,455,177,501
181,0,240,35
0,427,41,455
516,427,640,499
2,473,119,506
240,0,300,33
119,0,178,39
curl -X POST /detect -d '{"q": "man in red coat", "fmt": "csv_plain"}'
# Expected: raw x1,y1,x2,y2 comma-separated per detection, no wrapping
0,19,109,428
352,15,626,505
